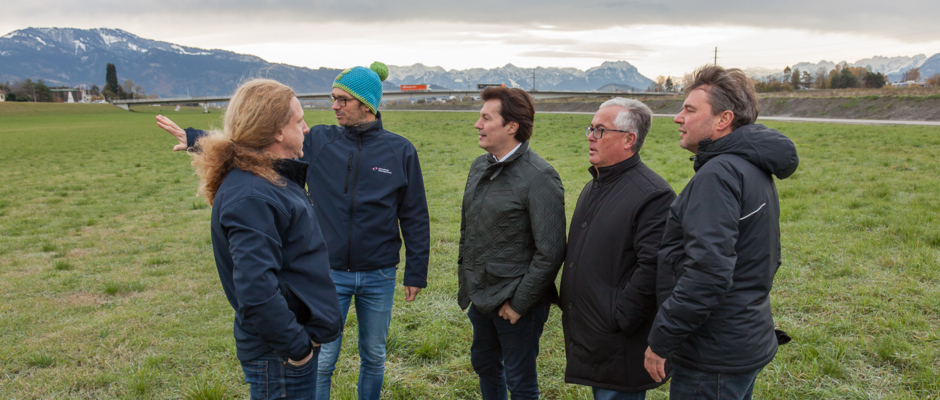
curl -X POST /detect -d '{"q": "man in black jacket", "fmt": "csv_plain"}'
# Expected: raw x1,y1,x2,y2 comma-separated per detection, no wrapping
560,98,675,400
459,87,566,400
644,65,799,400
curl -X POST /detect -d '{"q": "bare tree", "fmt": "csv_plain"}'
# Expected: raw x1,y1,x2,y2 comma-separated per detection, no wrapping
902,67,921,82
814,67,828,89
655,75,667,92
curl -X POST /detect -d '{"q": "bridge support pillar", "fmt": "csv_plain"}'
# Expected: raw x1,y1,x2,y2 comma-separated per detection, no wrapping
115,103,130,111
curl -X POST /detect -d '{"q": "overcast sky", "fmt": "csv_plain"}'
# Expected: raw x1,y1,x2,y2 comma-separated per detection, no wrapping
4,1,940,77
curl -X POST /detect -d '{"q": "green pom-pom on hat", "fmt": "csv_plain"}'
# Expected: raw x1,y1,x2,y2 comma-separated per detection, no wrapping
370,61,388,82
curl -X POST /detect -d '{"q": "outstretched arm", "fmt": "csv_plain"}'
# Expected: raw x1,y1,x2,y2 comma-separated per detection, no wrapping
156,115,188,151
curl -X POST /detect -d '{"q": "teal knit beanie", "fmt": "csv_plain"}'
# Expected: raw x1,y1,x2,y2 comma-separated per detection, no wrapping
333,61,389,114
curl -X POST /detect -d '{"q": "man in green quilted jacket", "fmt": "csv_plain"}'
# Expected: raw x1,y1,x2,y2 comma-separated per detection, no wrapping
457,86,567,400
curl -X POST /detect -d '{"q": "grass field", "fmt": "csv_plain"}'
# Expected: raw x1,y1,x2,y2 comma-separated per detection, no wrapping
0,102,938,399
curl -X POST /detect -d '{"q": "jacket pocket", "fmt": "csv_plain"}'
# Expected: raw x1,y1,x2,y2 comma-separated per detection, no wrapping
664,253,683,286
283,283,312,326
484,262,529,278
482,262,529,300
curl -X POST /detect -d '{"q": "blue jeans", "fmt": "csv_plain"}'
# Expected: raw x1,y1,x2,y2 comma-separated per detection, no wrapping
316,266,397,400
669,363,762,400
241,348,320,400
592,387,646,400
467,298,550,400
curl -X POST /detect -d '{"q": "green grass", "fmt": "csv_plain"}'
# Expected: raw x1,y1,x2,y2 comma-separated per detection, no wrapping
1,103,938,399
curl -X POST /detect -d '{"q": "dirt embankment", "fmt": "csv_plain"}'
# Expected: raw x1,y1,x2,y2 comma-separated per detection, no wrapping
383,95,940,121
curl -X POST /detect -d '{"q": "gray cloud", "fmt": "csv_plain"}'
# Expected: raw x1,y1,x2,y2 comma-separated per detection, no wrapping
3,0,940,41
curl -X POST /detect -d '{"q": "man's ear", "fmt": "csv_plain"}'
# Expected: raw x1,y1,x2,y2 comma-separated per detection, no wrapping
716,110,735,131
274,130,284,143
623,132,637,150
507,121,519,135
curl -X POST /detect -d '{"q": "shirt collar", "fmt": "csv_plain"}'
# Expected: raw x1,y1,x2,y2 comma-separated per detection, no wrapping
495,142,523,163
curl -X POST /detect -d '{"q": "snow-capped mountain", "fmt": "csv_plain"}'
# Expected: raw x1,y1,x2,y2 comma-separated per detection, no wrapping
1,27,657,97
385,61,653,92
0,27,340,97
552,61,654,92
916,53,940,81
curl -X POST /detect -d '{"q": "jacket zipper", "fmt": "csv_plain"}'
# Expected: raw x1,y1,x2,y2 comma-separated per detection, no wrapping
343,153,353,194
346,135,363,270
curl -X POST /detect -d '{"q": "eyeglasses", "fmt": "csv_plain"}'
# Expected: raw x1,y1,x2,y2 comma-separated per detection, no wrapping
330,95,355,107
585,126,632,140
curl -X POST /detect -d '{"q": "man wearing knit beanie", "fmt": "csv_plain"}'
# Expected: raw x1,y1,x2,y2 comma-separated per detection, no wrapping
157,61,430,400
312,61,429,400
331,61,388,123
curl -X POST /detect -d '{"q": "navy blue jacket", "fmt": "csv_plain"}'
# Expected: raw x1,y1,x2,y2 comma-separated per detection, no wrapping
211,159,343,362
189,114,430,287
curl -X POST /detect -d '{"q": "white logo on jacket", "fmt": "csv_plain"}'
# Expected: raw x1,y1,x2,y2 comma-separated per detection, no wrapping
372,167,392,175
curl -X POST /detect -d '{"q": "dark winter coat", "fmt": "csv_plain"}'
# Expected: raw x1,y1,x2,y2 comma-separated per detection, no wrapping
648,123,799,374
188,113,430,287
560,154,675,392
211,159,343,362
457,142,567,316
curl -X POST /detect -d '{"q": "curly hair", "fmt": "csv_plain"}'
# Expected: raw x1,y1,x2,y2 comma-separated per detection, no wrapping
191,79,296,205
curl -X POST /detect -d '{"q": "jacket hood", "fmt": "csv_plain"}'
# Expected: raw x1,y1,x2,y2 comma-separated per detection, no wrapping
694,123,799,179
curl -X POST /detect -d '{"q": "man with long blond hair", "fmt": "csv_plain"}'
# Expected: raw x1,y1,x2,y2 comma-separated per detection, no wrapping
193,79,342,399
158,62,429,400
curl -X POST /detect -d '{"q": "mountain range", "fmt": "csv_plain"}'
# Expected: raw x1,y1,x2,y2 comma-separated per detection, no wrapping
0,27,655,97
743,54,940,82
3,27,937,98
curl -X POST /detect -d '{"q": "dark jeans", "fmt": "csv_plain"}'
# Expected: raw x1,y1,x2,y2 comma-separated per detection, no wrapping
241,347,320,400
669,363,762,400
467,298,550,400
592,387,646,400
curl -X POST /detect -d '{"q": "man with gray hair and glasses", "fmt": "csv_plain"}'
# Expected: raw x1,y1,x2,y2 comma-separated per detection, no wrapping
559,98,675,399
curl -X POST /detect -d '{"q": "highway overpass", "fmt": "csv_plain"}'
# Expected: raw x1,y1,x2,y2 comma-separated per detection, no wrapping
111,90,672,112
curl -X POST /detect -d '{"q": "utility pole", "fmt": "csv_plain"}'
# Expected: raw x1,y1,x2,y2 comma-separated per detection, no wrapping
714,47,718,66
532,68,536,91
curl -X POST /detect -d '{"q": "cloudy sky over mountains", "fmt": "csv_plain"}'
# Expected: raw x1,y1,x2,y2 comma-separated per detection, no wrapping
3,0,939,76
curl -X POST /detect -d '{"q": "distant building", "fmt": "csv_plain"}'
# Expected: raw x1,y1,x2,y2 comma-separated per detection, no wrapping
50,87,85,103
0,90,5,102
895,80,929,88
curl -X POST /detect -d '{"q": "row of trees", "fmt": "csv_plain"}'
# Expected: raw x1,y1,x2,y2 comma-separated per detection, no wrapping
755,64,889,92
648,76,677,93
1,63,151,102
1,79,55,102
754,63,940,92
